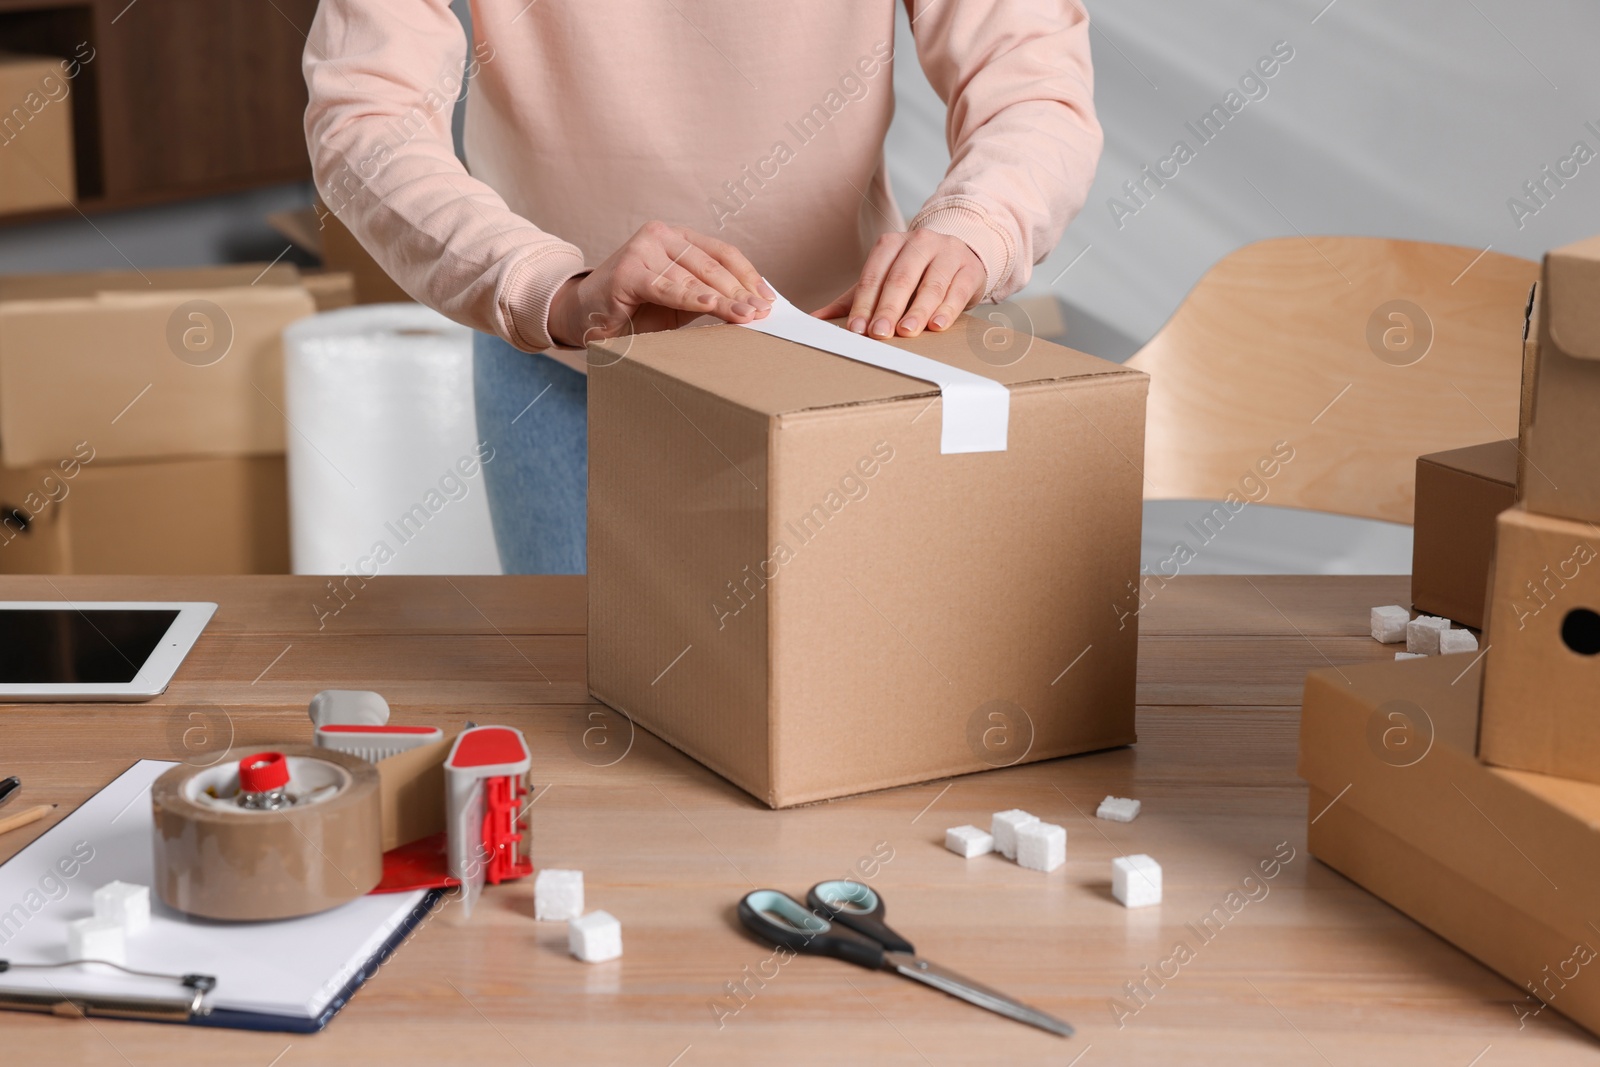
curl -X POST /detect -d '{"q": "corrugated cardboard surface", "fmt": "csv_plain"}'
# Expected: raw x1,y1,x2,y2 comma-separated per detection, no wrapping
1517,279,1539,496
0,464,67,572
1479,505,1600,781
1522,235,1600,522
1300,654,1600,1035
1410,438,1517,628
1307,787,1600,1036
0,455,289,574
589,316,1147,807
0,54,76,214
1545,234,1600,360
301,270,357,313
588,354,774,800
377,733,456,852
0,280,315,465
0,263,300,300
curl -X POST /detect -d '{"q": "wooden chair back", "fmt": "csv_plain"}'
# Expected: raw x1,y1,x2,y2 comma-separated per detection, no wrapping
1125,237,1538,524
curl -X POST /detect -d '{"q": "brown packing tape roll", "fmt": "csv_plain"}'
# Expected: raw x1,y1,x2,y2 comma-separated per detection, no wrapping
152,746,383,921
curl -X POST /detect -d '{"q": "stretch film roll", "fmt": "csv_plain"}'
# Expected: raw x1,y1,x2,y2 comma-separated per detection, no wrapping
283,303,501,576
151,747,383,921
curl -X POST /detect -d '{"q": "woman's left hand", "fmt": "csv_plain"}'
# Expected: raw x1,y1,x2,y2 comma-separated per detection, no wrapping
813,229,986,338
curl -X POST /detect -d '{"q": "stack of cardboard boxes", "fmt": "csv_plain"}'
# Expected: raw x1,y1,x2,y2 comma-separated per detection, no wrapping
1301,235,1600,1034
0,264,349,573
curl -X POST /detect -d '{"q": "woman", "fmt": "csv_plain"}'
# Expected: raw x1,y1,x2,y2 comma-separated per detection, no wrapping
304,1,1100,573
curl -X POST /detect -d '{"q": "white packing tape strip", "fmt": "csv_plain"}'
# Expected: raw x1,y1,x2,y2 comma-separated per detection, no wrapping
738,289,1010,454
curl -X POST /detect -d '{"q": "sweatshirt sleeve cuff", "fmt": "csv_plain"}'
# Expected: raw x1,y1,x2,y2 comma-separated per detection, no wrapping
498,246,590,352
909,199,1017,301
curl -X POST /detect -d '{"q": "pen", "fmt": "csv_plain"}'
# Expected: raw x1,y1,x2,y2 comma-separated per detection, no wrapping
0,805,52,837
0,777,18,810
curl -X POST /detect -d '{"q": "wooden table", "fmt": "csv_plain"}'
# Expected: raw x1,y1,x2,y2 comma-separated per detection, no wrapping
2,574,1594,1065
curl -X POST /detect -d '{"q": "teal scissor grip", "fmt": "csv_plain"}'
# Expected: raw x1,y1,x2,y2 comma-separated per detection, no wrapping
807,879,915,955
738,889,887,971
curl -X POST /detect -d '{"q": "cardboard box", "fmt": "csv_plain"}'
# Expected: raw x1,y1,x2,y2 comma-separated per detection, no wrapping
0,54,77,215
1478,504,1600,782
0,454,289,574
1410,438,1517,628
1300,655,1600,1036
0,265,316,466
301,270,357,313
1521,235,1600,523
587,315,1148,807
1517,280,1538,487
0,263,301,301
1523,279,1536,467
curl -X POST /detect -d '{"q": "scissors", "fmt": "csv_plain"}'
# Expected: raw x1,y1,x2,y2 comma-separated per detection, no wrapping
737,879,1073,1038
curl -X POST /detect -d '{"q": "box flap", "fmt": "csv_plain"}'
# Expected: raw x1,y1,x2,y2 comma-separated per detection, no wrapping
268,207,324,257
1545,235,1600,361
1416,438,1517,487
0,264,301,302
589,313,1142,418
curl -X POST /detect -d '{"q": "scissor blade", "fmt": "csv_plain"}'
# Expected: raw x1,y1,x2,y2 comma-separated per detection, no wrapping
885,951,1074,1038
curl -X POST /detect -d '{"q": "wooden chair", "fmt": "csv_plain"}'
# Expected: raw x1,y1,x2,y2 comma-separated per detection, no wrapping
1124,237,1539,524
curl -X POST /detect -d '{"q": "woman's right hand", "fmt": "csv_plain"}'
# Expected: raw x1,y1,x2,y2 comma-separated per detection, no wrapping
547,221,774,347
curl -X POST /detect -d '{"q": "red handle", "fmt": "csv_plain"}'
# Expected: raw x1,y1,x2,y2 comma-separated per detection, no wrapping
238,751,289,793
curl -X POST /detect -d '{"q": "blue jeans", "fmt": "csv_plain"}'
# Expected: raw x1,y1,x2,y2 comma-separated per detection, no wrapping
473,332,588,574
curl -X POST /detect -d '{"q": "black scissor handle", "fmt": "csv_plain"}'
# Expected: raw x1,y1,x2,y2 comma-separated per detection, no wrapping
738,890,886,971
807,880,915,955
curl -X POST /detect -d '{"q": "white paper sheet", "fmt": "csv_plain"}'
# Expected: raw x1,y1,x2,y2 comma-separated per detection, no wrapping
738,290,1010,454
0,760,426,1020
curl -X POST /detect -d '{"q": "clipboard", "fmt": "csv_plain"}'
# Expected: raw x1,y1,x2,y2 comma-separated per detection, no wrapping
0,760,442,1032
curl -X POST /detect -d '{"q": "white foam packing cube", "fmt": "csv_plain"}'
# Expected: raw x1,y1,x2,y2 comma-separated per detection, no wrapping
1406,615,1450,654
68,915,126,965
990,809,1038,860
1439,628,1480,655
1370,605,1410,643
1395,651,1426,660
1015,821,1066,872
945,825,993,858
93,881,150,936
569,909,623,962
1096,796,1140,823
1112,854,1162,908
534,868,585,921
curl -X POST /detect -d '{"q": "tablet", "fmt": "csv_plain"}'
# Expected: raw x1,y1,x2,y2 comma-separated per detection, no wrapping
0,601,216,702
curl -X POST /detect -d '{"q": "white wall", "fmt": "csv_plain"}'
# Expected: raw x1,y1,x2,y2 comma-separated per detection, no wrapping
889,0,1600,346
885,0,1600,575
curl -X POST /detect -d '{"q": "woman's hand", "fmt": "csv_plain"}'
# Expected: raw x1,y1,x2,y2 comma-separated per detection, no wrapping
548,221,774,347
813,230,986,338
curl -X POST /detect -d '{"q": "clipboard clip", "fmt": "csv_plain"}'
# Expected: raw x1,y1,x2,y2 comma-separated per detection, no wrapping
0,959,217,1022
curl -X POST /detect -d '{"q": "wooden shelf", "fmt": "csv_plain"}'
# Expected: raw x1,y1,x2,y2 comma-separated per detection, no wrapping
0,165,313,228
0,0,316,226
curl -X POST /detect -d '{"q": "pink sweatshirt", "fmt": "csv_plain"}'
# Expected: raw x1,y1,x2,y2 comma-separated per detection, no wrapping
304,1,1100,353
